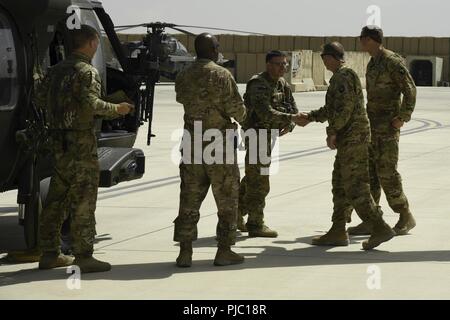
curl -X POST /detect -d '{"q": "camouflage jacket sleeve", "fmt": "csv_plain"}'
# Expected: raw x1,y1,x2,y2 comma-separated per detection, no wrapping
79,68,121,118
219,71,247,124
174,70,188,105
33,68,50,110
326,73,356,136
307,105,329,123
389,58,417,122
246,80,292,128
285,84,298,131
285,83,298,113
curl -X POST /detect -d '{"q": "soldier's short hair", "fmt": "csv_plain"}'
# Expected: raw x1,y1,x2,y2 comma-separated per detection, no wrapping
266,50,286,63
360,26,383,44
71,24,99,50
321,42,345,61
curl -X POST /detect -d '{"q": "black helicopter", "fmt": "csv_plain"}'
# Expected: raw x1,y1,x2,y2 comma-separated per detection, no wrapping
0,0,263,255
0,0,149,252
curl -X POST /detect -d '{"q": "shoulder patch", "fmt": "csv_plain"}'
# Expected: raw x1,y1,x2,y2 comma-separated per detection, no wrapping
250,84,269,95
247,78,269,90
249,72,264,81
80,69,94,86
387,53,406,69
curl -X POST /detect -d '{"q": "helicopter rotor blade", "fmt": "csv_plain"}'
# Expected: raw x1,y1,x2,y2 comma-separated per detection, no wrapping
175,24,267,35
114,23,146,29
168,26,196,36
114,22,268,35
114,26,145,32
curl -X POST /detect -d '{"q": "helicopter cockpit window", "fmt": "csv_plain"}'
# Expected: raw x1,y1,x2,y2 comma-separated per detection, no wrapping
0,11,18,111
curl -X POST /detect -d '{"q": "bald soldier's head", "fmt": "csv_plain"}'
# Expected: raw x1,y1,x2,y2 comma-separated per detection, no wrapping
195,33,220,62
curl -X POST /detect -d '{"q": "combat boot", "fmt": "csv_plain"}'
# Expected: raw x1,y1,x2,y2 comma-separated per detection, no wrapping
393,209,416,235
73,254,111,273
237,213,248,232
39,252,74,270
312,221,349,246
362,219,395,250
176,242,193,268
214,245,244,266
247,224,278,238
347,221,373,235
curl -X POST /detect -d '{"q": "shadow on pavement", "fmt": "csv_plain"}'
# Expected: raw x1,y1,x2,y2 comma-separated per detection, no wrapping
1,235,449,287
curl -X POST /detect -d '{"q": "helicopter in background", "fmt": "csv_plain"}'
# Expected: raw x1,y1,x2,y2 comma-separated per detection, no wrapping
115,22,252,81
0,0,263,254
110,21,262,143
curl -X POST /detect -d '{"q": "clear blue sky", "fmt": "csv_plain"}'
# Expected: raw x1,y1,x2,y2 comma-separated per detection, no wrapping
101,0,449,37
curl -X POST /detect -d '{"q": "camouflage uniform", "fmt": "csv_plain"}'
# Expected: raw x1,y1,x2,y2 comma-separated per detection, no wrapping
308,65,384,224
174,58,246,247
239,71,298,228
366,48,416,213
34,53,122,256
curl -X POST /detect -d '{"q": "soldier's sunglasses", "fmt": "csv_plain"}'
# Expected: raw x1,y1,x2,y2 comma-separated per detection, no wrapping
269,61,289,67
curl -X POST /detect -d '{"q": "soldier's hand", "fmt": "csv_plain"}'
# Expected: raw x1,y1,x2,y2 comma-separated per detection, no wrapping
300,112,311,126
326,135,337,150
117,102,135,115
280,126,290,137
292,113,310,127
391,117,404,129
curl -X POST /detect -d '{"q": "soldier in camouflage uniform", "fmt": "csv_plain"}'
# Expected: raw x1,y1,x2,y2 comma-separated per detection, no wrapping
173,33,247,267
297,42,395,250
238,50,301,238
349,26,417,236
34,25,133,272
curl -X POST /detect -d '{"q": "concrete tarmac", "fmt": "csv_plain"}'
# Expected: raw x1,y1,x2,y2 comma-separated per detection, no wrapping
1,85,449,299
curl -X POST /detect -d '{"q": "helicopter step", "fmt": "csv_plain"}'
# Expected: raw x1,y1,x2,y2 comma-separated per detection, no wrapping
98,147,145,188
14,147,145,251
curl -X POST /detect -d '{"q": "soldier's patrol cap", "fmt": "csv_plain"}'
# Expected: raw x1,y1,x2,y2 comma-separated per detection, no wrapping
360,26,383,43
320,42,345,62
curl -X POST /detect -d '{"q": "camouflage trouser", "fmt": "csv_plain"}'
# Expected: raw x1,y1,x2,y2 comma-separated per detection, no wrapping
332,142,384,224
238,131,273,228
39,130,98,256
369,131,410,213
174,162,240,246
